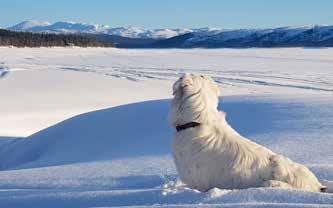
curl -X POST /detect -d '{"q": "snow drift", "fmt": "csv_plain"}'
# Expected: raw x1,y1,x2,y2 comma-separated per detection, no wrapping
0,96,333,207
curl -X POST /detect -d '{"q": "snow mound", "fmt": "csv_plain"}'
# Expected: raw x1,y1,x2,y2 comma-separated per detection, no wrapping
0,96,332,207
0,100,173,169
0,65,9,78
1,96,333,169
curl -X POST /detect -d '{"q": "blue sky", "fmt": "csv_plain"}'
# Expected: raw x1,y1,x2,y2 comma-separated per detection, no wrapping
1,0,333,29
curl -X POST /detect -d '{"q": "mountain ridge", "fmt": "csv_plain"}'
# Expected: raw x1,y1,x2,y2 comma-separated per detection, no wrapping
5,21,333,48
7,20,195,39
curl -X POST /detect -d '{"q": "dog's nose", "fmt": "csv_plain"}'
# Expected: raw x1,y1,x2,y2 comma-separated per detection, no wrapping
181,74,193,86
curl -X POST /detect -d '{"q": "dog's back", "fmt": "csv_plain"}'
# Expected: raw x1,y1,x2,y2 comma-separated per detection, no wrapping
173,116,274,191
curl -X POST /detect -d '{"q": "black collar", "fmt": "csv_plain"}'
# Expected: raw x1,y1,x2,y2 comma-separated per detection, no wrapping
176,122,201,132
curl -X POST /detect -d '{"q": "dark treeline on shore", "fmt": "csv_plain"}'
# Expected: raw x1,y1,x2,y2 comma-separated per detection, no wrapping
0,29,115,47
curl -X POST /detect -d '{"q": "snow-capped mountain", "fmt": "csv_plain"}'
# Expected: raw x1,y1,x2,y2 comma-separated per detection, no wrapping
8,20,51,31
104,27,192,39
8,21,111,34
7,20,193,39
6,21,333,47
152,25,333,48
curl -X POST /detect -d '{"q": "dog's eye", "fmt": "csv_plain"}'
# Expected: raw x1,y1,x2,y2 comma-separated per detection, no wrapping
200,75,205,78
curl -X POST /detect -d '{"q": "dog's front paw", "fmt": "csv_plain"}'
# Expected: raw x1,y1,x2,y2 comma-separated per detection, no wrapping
263,180,293,189
268,154,290,180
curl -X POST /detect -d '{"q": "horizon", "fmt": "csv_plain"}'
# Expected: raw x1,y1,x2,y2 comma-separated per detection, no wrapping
5,19,333,30
1,0,333,29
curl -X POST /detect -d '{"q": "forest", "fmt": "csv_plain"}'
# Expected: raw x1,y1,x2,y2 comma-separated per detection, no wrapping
0,29,114,47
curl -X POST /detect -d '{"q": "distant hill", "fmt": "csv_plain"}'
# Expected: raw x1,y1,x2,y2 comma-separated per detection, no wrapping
149,33,194,48
0,29,114,47
88,34,156,48
150,26,333,48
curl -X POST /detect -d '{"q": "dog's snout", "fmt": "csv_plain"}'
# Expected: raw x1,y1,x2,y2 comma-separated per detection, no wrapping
181,80,193,87
181,74,193,87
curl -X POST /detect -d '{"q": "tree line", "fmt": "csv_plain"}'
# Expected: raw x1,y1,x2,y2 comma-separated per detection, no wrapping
0,29,115,47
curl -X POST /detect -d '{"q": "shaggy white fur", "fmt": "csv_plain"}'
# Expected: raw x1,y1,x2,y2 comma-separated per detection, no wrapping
169,74,325,192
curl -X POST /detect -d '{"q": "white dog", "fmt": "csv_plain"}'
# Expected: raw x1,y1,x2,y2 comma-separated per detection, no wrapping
169,74,326,192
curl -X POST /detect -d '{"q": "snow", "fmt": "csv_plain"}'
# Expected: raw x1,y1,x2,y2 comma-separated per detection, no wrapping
107,27,148,38
0,47,332,207
8,20,51,31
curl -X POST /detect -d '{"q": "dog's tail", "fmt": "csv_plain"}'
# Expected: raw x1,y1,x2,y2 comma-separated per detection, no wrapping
320,186,328,192
321,181,333,193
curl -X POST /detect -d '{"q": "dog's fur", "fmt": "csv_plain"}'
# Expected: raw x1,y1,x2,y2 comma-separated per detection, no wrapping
169,74,325,192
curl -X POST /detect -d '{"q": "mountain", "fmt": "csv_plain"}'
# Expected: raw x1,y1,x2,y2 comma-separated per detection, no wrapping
6,21,333,48
7,21,193,39
151,26,333,48
8,20,51,31
88,33,156,48
8,21,110,34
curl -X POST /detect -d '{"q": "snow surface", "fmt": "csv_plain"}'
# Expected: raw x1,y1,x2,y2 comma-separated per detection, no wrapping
0,48,333,207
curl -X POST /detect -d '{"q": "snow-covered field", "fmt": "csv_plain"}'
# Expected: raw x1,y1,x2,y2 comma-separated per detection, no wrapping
0,47,332,207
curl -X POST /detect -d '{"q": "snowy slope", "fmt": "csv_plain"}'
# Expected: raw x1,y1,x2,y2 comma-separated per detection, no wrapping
0,96,333,207
8,20,51,31
0,48,332,207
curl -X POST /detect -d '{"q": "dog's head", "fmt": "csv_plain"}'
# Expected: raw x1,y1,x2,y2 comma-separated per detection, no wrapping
169,74,220,127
